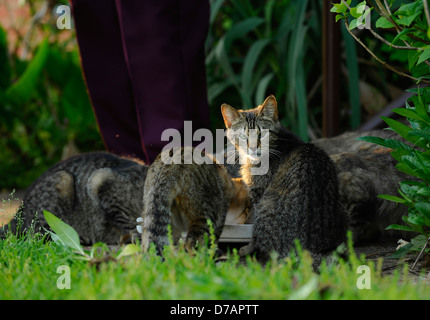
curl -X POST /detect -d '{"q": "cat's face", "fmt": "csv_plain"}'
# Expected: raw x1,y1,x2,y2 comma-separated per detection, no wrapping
221,96,279,163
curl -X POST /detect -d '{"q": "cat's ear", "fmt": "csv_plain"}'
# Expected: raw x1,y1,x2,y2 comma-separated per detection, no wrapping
221,104,241,129
259,95,278,121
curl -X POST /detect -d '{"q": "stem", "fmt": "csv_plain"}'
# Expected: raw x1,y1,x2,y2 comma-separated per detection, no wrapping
341,0,351,10
374,0,400,32
383,0,392,16
411,236,430,271
343,19,430,85
368,27,421,50
423,0,430,30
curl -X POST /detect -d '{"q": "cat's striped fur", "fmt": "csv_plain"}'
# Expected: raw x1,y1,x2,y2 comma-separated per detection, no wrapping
222,96,347,262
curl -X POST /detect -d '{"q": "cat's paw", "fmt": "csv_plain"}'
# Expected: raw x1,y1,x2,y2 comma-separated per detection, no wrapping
184,234,204,253
238,243,254,257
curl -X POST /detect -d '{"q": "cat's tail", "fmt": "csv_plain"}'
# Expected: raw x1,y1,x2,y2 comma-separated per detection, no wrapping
140,170,180,255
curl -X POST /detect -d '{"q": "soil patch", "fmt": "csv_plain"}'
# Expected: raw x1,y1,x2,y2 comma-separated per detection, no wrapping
0,189,24,227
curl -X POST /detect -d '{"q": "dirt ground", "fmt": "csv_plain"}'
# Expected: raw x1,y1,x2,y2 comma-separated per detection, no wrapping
0,189,24,227
1,190,429,284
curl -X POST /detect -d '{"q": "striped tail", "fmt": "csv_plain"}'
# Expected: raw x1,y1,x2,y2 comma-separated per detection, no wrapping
141,179,176,255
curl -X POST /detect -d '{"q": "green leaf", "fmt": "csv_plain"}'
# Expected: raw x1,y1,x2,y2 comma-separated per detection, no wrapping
255,73,274,107
5,37,49,105
391,28,411,45
395,1,424,27
381,116,427,148
349,19,359,31
0,26,11,90
331,3,348,14
392,108,430,125
209,0,225,25
342,23,360,129
417,47,430,66
335,14,345,22
391,148,412,163
396,162,422,178
377,194,407,204
117,244,141,259
411,235,430,248
417,187,430,196
356,136,414,152
43,210,85,256
415,203,430,220
241,38,271,107
208,81,233,105
387,242,414,259
386,224,416,232
215,37,239,90
409,50,421,70
224,17,264,51
404,213,428,227
376,17,394,29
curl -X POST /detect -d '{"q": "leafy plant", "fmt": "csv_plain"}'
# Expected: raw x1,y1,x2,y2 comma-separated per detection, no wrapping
0,2,103,189
357,87,430,263
206,0,325,141
333,0,430,266
332,0,430,267
332,0,430,84
43,210,140,264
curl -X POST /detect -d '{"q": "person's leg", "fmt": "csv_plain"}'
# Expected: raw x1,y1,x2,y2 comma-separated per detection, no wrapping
71,0,149,162
115,0,210,162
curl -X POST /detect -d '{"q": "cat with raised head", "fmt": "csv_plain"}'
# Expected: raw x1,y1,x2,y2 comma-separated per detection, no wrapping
140,146,250,254
0,152,149,245
221,96,347,261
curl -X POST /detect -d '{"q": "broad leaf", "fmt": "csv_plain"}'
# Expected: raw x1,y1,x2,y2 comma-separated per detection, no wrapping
356,136,414,152
377,194,407,204
415,203,430,220
376,17,394,29
117,244,141,259
417,47,430,66
43,210,85,255
6,38,49,105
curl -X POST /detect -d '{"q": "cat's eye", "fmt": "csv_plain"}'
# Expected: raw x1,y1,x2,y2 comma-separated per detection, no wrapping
239,133,248,140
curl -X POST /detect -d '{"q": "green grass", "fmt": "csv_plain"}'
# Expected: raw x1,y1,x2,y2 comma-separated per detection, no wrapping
1,231,429,300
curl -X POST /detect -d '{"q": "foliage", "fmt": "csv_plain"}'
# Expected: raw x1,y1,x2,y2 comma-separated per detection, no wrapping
0,2,103,189
0,0,415,190
334,0,430,260
331,0,430,83
357,87,430,258
43,210,140,263
206,0,325,141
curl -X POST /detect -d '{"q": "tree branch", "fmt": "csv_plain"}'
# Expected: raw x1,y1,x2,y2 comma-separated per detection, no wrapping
343,19,430,85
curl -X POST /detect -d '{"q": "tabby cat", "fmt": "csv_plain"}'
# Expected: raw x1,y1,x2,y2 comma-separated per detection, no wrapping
313,130,415,243
0,152,148,245
140,146,249,254
221,96,347,261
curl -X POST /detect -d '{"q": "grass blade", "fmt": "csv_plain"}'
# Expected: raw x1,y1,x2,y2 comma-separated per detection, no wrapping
255,73,274,106
6,37,49,105
241,38,271,108
341,23,361,130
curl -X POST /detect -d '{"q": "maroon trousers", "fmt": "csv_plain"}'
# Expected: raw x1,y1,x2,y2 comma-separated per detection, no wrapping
71,0,210,163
